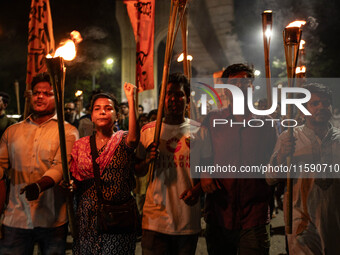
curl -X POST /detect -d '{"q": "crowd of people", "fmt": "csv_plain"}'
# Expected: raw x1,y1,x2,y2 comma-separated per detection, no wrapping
0,64,339,255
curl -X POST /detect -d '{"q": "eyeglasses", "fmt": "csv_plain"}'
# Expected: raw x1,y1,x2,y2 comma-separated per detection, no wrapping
65,107,75,111
32,90,54,97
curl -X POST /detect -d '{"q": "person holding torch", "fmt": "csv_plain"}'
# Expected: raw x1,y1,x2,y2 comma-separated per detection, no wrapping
0,73,79,255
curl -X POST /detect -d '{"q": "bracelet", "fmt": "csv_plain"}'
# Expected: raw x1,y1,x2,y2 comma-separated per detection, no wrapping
35,183,41,194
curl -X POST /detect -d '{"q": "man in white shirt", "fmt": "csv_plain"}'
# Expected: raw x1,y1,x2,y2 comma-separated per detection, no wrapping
267,83,340,254
0,73,78,255
135,73,201,255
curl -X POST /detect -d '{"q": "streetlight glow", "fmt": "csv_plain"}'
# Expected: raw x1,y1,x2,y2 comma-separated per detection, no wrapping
106,58,114,65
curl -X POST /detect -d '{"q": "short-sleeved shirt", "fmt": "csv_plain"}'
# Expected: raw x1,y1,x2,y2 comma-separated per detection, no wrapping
136,119,201,235
0,115,79,229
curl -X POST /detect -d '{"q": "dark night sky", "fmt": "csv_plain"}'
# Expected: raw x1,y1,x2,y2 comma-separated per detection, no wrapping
0,0,120,113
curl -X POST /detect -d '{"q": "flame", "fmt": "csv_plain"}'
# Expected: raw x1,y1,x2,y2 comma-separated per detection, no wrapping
177,53,193,62
286,20,306,28
263,10,272,13
75,90,83,97
54,40,76,61
46,54,53,59
296,66,306,74
299,40,305,49
265,27,272,39
70,30,83,44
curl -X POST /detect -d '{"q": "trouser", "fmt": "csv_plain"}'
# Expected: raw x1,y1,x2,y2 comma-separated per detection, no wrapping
0,223,68,255
205,223,270,255
141,229,199,255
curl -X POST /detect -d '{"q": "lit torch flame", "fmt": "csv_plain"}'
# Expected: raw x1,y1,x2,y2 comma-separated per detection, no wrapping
177,53,193,62
54,40,76,61
296,66,306,74
299,39,305,50
47,31,82,61
75,90,83,97
286,20,306,28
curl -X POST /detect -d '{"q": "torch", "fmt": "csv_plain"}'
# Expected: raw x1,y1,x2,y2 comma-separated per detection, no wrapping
149,0,189,182
45,31,82,237
283,20,305,234
262,10,273,107
180,7,189,82
14,80,21,115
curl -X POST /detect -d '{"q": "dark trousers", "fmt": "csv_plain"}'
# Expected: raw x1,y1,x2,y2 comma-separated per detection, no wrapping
141,229,199,255
205,223,270,255
0,223,68,255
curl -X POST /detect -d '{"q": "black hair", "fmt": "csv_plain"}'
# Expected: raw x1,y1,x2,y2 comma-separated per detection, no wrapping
221,63,255,82
138,104,144,111
147,109,158,120
90,92,119,114
138,113,148,122
168,73,190,99
119,102,129,108
301,83,332,104
0,92,10,105
31,73,51,89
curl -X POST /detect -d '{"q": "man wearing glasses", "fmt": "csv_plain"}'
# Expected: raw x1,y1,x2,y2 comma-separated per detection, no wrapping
0,73,78,254
267,83,340,254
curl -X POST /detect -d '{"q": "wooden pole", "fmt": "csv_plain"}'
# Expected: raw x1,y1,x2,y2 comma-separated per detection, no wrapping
45,57,76,237
180,8,189,80
149,0,188,182
14,80,21,115
262,10,273,107
283,26,302,235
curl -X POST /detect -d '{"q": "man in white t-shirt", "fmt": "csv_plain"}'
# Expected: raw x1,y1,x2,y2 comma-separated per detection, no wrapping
135,73,201,255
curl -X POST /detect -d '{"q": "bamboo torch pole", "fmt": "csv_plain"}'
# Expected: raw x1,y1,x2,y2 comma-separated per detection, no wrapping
180,8,189,81
45,56,76,237
14,80,21,115
262,10,273,107
283,22,303,234
149,0,188,182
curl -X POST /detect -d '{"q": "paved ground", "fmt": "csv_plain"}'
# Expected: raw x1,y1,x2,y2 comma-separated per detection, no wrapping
58,209,287,255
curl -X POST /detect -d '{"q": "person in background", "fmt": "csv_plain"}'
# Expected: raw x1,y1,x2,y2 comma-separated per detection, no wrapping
147,109,157,122
134,113,150,216
0,73,78,255
138,104,144,115
119,102,129,131
64,101,79,128
0,92,16,138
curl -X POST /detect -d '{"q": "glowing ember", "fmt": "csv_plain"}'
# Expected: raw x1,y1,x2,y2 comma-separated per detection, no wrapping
296,66,306,74
70,30,83,44
299,40,305,49
54,40,76,61
286,20,306,28
177,53,193,62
